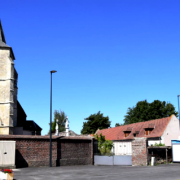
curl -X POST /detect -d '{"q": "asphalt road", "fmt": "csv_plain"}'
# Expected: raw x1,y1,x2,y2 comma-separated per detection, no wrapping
13,164,180,180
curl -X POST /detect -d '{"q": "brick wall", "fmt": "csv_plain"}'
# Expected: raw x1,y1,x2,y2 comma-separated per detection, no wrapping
0,135,93,168
132,137,147,166
59,139,92,166
16,139,57,167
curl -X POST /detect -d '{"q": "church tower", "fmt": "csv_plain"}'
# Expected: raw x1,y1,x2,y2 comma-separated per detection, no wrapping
0,20,42,135
0,20,17,134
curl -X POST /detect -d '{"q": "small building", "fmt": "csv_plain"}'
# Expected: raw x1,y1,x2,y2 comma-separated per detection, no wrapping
95,115,180,155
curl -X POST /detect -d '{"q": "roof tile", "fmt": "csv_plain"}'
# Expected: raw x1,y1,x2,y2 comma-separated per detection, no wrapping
96,115,173,140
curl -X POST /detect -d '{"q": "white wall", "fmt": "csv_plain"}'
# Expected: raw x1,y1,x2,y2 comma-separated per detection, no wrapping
148,140,161,146
113,141,132,155
162,115,180,146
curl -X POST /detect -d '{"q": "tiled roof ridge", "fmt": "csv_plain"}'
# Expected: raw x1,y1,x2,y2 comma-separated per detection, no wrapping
96,115,174,140
98,115,173,133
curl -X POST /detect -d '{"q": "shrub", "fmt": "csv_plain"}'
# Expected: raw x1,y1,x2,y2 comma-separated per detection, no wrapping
153,142,165,147
94,133,113,156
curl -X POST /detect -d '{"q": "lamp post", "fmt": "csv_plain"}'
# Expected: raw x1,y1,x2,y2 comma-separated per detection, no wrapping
178,95,180,131
49,70,57,167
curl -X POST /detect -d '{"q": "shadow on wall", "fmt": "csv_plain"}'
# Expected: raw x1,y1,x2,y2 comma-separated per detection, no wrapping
15,149,28,168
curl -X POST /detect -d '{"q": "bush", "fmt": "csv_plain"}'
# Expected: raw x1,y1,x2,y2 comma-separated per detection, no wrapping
153,142,165,147
94,133,113,156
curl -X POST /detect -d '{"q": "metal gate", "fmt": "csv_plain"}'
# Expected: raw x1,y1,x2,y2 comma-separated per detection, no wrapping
94,155,132,166
94,141,132,166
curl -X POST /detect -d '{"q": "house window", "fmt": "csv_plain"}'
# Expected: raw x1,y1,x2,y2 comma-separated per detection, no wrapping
145,130,151,135
124,131,131,137
145,128,153,135
133,131,139,137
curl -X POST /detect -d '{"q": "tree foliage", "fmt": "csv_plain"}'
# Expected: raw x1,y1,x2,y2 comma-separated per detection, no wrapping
115,123,123,127
94,133,113,156
51,110,67,133
124,100,178,125
81,111,111,134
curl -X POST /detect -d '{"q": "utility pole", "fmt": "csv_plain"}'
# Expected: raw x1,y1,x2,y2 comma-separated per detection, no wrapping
177,95,180,138
49,70,57,167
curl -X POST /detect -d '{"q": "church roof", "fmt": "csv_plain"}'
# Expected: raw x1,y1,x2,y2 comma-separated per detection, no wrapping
23,120,42,131
0,20,15,60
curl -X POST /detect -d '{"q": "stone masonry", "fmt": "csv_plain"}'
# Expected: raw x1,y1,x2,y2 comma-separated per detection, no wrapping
132,137,148,166
0,21,17,135
0,48,16,134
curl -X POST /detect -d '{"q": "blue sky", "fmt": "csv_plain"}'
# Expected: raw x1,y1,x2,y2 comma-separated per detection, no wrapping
1,0,180,135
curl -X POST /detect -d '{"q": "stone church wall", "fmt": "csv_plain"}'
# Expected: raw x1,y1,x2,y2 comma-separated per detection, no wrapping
0,49,15,134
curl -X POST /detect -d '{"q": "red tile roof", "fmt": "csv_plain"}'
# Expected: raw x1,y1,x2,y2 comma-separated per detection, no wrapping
96,115,173,140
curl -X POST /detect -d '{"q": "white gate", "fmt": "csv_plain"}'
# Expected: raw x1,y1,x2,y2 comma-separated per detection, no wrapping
0,141,16,167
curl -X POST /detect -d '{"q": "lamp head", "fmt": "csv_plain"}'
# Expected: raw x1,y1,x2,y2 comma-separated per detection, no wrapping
50,70,57,73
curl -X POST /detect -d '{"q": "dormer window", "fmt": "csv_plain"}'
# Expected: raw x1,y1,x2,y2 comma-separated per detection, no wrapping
133,131,139,137
144,124,155,135
124,127,132,137
145,128,153,135
124,131,131,137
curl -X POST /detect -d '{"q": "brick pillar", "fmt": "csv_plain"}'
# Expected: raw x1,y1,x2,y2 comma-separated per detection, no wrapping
132,137,147,166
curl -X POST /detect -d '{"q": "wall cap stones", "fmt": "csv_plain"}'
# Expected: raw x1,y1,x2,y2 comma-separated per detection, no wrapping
0,135,94,140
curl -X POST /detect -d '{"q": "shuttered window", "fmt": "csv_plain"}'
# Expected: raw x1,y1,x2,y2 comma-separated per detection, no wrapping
145,128,153,135
124,131,131,137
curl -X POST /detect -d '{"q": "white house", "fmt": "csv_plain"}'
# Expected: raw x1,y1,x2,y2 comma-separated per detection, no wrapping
95,115,180,155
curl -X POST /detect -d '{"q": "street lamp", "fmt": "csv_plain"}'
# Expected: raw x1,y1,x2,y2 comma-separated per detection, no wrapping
49,70,57,167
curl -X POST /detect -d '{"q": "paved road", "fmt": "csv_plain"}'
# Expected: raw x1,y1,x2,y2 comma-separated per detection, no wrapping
13,164,180,180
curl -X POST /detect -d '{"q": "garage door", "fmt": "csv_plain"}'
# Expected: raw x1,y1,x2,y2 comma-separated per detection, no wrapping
0,141,16,167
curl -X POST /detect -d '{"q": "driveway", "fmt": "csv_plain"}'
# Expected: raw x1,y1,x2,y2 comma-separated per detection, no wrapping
14,164,180,180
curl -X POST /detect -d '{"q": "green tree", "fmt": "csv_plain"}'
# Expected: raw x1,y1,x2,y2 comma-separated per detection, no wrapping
124,100,178,125
94,133,113,155
51,110,67,133
115,123,123,127
81,111,111,134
